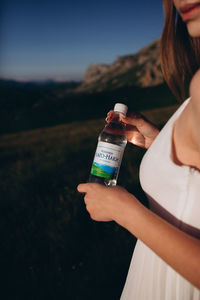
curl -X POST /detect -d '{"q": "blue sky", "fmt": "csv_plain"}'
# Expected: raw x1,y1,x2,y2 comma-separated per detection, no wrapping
0,0,164,82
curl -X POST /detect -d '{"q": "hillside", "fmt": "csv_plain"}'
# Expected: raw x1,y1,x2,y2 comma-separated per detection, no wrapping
0,81,177,135
0,104,178,300
74,39,162,93
0,39,178,135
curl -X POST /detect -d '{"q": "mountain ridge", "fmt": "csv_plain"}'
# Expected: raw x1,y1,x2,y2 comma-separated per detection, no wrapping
0,38,178,135
74,39,163,93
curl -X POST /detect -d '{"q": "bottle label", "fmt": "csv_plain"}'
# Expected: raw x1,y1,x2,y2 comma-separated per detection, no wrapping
90,141,124,179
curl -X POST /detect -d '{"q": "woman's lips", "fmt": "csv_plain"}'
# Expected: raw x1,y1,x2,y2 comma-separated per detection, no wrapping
180,2,200,21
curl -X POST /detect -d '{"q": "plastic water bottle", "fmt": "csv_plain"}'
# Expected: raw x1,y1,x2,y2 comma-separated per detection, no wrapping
89,103,128,186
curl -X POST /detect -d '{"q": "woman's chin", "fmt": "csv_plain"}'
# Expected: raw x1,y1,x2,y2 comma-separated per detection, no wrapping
186,21,200,37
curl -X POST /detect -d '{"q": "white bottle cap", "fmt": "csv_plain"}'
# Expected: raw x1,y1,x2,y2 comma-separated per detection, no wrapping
114,103,128,117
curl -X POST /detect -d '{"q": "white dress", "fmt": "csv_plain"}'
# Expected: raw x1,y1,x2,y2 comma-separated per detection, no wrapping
120,98,200,300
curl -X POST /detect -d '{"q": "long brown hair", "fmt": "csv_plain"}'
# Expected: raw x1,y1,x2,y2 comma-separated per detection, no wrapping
160,0,200,101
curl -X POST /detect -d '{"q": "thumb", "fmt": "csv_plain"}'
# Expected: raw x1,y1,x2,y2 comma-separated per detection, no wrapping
77,183,89,193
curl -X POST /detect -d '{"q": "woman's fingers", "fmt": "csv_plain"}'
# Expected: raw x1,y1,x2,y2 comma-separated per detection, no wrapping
106,110,144,127
122,113,159,136
77,182,105,194
105,110,114,122
104,110,159,149
121,112,145,127
77,183,90,193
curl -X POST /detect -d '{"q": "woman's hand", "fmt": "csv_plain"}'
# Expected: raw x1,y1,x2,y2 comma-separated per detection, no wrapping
77,183,138,224
106,111,159,149
77,182,200,289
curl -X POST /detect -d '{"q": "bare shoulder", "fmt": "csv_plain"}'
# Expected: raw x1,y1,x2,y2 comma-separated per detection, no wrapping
190,69,200,104
189,69,200,151
172,70,200,170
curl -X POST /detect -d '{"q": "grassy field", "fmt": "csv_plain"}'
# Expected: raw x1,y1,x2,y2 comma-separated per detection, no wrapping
0,104,178,300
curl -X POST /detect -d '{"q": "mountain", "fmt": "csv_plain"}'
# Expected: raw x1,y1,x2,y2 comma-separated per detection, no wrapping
0,78,80,91
0,39,178,135
74,39,163,93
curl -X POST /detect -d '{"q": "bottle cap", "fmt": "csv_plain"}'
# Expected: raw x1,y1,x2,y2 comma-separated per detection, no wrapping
114,103,128,117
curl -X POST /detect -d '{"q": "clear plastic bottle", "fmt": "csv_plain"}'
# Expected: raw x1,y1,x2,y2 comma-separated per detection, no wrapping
88,103,128,186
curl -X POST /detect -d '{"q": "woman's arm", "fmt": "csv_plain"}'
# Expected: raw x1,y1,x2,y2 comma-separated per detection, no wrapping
118,192,200,290
77,183,200,289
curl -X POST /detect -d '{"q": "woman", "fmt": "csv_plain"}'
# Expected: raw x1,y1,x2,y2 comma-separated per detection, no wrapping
77,0,200,298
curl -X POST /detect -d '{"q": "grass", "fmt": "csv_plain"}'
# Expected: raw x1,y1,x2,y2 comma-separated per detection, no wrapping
0,104,178,300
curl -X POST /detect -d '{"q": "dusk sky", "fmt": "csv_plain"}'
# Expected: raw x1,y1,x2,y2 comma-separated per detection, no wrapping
1,0,164,82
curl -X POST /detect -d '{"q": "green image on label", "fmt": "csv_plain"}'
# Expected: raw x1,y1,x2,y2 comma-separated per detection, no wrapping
91,164,113,179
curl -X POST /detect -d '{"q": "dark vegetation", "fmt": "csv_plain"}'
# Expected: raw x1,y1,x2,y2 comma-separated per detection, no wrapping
0,80,178,299
0,79,177,135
